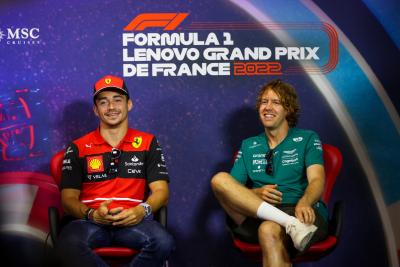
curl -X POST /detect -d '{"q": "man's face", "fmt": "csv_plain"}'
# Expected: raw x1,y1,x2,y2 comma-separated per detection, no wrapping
93,90,132,128
258,89,288,131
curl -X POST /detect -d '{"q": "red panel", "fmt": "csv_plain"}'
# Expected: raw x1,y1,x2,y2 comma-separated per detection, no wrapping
322,144,343,204
50,150,65,186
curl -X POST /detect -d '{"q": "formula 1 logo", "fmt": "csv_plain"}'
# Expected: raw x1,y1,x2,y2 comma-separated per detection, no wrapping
124,13,189,31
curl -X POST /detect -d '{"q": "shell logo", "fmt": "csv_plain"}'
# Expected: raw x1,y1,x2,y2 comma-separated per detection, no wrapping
86,155,104,173
89,158,102,170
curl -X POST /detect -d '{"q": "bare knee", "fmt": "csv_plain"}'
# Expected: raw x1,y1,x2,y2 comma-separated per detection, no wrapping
210,172,232,193
258,221,285,247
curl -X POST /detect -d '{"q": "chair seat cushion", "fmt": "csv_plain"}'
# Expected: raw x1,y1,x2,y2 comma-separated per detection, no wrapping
93,247,139,257
233,235,337,257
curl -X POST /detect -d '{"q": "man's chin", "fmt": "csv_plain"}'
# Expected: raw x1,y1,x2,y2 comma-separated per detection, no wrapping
102,120,123,128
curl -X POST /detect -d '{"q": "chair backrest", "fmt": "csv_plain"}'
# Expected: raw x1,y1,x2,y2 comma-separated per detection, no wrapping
321,144,343,204
50,150,65,186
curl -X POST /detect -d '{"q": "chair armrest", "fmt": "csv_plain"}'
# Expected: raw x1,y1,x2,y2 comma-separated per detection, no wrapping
328,200,344,240
48,206,61,246
153,206,167,228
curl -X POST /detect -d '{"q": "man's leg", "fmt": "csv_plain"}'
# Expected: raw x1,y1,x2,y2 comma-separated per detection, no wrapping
258,221,291,267
113,219,174,267
211,172,317,252
211,172,293,226
56,220,110,267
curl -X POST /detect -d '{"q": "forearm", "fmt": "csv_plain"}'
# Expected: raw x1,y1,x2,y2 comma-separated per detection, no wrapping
144,187,169,213
61,195,89,219
298,179,324,206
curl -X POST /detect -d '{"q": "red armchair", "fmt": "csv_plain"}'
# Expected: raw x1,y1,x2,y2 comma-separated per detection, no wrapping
231,143,343,263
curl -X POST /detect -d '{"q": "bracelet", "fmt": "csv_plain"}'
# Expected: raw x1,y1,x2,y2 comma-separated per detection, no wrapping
88,208,95,221
84,208,94,221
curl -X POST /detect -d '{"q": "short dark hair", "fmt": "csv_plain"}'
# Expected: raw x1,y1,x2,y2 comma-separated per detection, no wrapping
255,80,300,127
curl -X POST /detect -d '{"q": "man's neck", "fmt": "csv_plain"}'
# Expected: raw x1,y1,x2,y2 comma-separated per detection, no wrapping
99,122,128,148
265,124,290,149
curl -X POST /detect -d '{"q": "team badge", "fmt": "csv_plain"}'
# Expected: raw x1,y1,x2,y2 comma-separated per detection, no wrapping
105,78,112,84
132,136,142,148
87,155,104,173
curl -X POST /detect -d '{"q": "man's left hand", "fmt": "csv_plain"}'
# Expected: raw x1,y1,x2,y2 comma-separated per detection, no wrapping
108,205,146,226
295,202,315,225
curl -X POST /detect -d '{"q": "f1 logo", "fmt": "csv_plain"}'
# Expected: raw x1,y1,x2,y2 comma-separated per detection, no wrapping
124,13,189,31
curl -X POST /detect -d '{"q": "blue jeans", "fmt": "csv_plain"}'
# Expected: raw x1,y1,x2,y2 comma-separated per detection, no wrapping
56,218,174,267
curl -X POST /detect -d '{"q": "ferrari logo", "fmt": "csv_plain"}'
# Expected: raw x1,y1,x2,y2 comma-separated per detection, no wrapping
105,78,112,84
132,137,142,148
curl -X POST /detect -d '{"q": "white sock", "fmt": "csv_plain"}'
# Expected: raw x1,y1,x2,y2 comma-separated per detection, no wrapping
256,202,295,227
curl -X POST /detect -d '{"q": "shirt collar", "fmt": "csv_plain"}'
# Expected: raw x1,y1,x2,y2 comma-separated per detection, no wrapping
92,128,106,145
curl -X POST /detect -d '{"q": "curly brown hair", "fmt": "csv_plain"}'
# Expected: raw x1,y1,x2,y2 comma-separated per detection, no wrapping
255,80,300,127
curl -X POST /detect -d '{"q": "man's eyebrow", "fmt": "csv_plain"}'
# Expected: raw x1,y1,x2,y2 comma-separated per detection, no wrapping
96,96,107,101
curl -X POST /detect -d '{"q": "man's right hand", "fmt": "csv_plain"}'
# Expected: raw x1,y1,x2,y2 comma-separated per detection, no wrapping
92,200,124,224
253,184,282,205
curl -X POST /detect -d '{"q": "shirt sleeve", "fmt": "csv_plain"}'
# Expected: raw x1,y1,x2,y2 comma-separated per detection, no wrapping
60,143,84,190
305,132,324,167
146,137,170,183
230,142,249,185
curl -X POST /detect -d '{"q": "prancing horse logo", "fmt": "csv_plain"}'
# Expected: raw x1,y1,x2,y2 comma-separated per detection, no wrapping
132,136,142,148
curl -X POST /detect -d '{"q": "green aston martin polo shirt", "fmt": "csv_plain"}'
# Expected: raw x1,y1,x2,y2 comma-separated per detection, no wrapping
231,128,327,220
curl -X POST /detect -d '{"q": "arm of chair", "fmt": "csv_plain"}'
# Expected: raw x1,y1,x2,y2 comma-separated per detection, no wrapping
328,200,344,240
48,206,61,246
153,206,167,228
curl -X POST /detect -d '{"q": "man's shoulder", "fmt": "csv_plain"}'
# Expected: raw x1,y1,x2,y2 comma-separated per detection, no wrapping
71,130,98,146
127,128,155,141
289,128,319,139
124,128,158,151
240,133,265,150
286,128,321,148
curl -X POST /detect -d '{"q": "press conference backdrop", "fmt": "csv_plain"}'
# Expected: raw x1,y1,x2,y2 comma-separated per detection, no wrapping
0,1,399,266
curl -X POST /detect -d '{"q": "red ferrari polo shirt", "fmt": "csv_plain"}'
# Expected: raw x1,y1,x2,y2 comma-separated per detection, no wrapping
61,128,169,210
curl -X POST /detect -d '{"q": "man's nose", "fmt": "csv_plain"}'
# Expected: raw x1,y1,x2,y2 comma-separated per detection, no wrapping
108,100,116,109
265,101,273,109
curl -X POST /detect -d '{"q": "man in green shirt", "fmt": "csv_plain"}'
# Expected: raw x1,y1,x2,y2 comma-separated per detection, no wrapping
211,80,328,267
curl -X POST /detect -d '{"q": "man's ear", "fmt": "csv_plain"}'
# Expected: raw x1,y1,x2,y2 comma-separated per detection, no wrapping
128,99,133,111
93,104,99,117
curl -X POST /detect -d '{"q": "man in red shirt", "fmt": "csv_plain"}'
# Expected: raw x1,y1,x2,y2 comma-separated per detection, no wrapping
57,75,174,267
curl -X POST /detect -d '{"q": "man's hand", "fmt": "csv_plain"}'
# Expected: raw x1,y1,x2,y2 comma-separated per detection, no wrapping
107,205,146,226
253,184,282,205
295,201,315,225
92,200,123,225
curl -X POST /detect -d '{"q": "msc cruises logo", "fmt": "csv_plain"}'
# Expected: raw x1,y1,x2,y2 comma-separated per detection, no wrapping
0,27,41,45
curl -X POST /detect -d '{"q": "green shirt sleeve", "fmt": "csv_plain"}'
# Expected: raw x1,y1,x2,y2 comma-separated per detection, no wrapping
230,143,248,184
305,132,324,167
